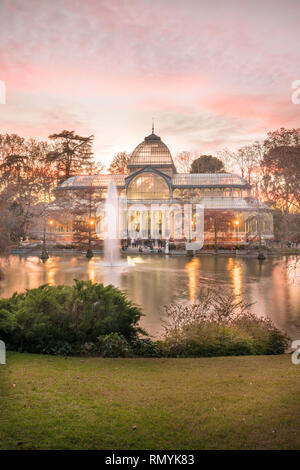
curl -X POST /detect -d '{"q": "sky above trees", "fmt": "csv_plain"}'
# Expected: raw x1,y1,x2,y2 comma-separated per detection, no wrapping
0,0,300,165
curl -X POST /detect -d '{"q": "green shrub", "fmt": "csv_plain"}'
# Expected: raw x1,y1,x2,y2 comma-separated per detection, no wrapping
39,340,73,356
79,342,97,356
130,338,163,357
0,297,17,333
98,332,131,357
160,323,255,357
266,328,289,354
0,282,289,358
233,314,289,355
161,288,289,357
0,280,144,354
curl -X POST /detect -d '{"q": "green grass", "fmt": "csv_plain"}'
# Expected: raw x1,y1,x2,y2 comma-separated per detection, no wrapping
0,352,300,450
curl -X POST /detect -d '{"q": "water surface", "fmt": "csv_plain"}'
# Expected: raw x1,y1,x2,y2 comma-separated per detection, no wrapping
1,254,300,339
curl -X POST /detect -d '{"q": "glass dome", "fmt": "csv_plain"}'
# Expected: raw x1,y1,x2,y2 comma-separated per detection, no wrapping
128,131,175,167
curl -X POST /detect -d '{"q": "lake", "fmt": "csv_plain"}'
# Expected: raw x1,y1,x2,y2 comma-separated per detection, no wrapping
1,254,300,340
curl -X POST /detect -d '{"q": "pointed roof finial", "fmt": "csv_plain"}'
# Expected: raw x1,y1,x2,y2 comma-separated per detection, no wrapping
152,117,154,134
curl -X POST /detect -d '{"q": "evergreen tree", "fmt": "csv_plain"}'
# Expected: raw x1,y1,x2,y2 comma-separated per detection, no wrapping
47,130,94,181
190,155,225,173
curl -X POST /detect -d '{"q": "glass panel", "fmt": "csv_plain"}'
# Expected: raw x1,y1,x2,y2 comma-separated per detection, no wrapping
128,172,170,200
59,174,126,188
172,174,247,186
263,213,272,233
130,141,173,166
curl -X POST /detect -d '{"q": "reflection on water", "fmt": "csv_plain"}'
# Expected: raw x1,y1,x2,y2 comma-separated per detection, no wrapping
46,257,57,286
88,259,96,283
185,257,200,303
0,254,300,339
227,258,242,298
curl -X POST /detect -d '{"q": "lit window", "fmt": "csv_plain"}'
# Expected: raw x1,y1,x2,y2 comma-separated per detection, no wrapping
173,189,181,198
213,188,222,197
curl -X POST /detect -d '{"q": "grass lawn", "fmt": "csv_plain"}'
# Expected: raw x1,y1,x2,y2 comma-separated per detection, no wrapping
0,352,300,450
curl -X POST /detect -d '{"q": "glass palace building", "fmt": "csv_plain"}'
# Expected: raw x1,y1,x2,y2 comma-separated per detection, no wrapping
57,130,273,247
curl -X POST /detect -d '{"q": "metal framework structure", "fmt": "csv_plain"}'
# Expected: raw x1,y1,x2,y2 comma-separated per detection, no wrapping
54,129,273,243
129,131,175,168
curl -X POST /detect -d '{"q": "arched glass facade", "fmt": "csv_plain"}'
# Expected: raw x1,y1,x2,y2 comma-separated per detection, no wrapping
128,173,170,200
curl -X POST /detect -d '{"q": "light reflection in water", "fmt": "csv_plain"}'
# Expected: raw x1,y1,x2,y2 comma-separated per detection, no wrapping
88,259,96,283
185,257,200,303
127,257,143,265
46,258,57,286
227,258,242,298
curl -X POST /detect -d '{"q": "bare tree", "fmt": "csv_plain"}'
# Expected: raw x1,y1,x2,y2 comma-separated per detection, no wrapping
205,210,234,251
259,129,300,215
174,151,195,173
0,137,57,240
264,127,300,150
218,142,263,185
109,152,130,174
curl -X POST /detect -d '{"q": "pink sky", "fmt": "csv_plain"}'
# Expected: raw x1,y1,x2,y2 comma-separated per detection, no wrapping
0,0,299,166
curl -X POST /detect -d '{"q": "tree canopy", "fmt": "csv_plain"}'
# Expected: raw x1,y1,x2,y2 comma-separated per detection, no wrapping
190,155,225,174
46,130,94,181
261,145,300,214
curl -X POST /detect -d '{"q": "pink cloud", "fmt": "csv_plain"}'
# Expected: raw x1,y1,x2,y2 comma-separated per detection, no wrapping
1,0,300,165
